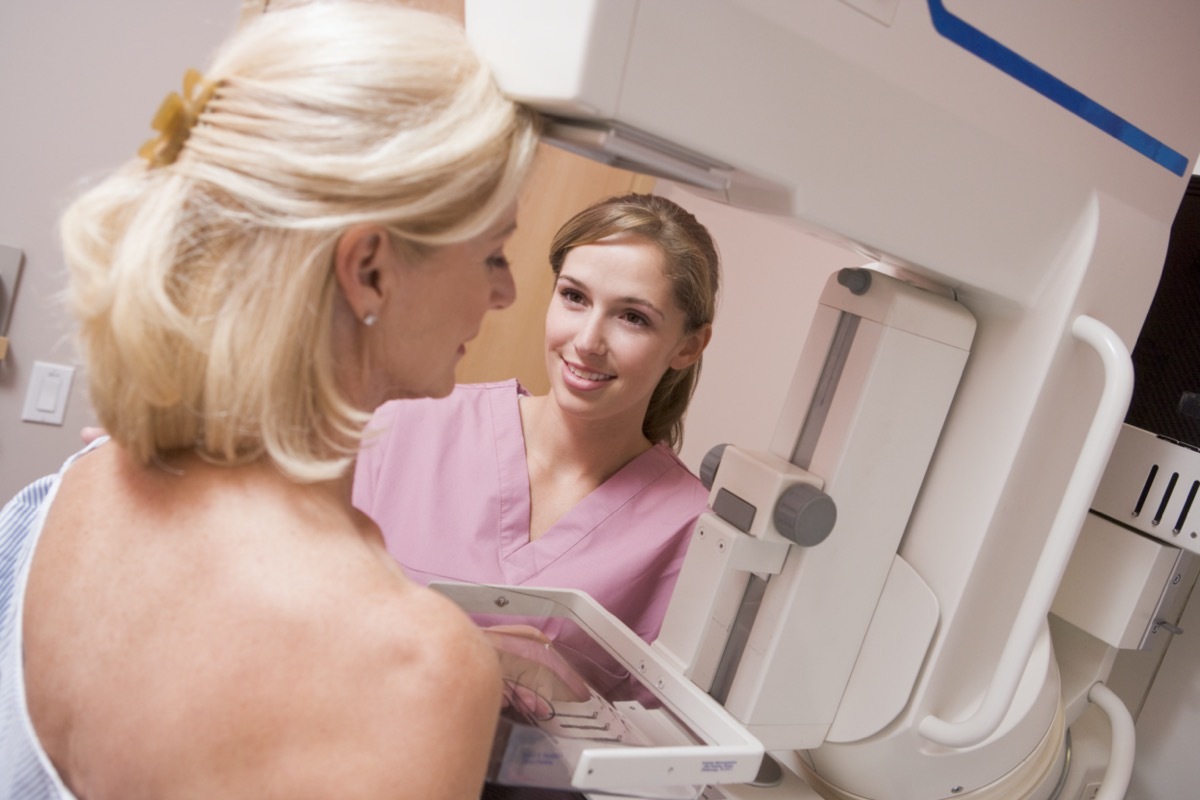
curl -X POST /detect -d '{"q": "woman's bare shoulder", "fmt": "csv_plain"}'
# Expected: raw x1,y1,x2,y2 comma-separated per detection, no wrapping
194,499,505,799
286,575,504,799
29,448,502,799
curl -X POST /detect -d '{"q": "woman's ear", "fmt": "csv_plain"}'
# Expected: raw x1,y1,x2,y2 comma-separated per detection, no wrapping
669,323,713,370
333,224,389,321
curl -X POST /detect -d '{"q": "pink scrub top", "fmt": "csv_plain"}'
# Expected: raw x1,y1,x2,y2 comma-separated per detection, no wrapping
352,380,709,645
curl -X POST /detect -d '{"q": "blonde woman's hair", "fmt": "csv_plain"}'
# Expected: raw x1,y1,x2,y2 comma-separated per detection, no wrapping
61,1,538,483
548,194,720,451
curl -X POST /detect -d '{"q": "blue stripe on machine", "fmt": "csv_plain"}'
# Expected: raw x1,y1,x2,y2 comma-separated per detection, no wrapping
927,0,1188,176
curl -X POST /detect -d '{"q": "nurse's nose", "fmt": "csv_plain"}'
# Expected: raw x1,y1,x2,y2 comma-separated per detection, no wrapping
574,311,607,356
490,263,516,310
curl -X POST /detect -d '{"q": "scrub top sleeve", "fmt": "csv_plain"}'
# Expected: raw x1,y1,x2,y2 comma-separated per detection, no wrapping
352,401,404,515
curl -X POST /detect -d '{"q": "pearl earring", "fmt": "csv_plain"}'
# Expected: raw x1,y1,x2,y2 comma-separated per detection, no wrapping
362,312,378,327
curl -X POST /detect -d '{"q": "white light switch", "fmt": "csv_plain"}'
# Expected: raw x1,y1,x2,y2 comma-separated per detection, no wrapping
22,361,75,425
36,373,62,412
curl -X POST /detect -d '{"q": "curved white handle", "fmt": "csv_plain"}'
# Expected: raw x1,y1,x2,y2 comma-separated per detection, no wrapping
1088,682,1136,800
919,315,1133,747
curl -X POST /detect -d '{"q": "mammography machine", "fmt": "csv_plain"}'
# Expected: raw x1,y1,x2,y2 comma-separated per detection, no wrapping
452,2,1200,798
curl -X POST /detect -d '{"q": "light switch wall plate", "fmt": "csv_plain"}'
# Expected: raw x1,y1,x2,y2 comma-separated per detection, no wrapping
0,244,24,334
22,361,75,426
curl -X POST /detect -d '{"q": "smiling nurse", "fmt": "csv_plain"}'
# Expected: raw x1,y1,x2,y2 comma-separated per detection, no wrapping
353,193,719,645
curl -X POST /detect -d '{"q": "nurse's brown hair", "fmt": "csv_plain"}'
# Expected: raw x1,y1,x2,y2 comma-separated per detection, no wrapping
548,193,719,450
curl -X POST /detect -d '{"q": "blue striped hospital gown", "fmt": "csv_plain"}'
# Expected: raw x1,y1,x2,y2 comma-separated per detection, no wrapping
1,450,85,800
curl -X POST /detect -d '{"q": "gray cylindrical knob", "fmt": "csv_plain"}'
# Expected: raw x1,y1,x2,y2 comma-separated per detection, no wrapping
837,267,872,295
699,444,729,490
773,483,837,547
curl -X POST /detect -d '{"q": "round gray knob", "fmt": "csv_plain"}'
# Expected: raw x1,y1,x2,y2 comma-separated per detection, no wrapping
699,444,729,490
773,483,837,547
837,267,872,295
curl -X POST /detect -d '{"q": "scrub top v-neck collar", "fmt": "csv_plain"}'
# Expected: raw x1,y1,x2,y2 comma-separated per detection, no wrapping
491,386,668,585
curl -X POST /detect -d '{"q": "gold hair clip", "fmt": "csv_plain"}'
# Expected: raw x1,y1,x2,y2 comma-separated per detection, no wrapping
138,68,217,168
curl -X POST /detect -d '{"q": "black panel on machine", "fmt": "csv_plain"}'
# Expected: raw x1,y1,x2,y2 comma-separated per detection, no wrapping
1127,175,1200,449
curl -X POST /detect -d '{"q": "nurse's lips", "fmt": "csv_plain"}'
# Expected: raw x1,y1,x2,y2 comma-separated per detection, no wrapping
564,361,614,382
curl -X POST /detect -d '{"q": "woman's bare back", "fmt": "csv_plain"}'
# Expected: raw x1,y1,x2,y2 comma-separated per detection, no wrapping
23,444,501,800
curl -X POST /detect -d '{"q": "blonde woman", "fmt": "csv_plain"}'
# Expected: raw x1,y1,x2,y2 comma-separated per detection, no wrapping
0,3,537,799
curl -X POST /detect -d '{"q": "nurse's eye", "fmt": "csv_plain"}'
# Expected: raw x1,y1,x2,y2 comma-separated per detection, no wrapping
559,288,586,306
487,254,511,270
621,311,650,328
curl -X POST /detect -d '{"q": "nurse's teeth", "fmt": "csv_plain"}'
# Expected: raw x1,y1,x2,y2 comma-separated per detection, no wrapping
567,363,613,381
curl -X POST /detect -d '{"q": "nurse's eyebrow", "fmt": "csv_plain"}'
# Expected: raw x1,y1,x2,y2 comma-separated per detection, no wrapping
557,274,666,322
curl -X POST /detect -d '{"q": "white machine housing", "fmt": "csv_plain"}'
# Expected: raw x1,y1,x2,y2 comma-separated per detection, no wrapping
465,2,1200,798
655,268,973,750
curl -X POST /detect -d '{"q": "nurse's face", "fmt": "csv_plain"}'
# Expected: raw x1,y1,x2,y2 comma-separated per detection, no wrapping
376,209,518,400
544,234,706,431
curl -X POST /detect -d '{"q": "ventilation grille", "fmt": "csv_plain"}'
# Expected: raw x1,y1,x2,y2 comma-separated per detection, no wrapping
1131,463,1200,541
1092,424,1200,556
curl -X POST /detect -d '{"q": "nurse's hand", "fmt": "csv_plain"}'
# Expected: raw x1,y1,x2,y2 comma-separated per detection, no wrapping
482,624,591,720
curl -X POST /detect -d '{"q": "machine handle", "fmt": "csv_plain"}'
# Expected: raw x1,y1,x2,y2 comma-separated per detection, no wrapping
919,315,1133,747
1087,682,1135,800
